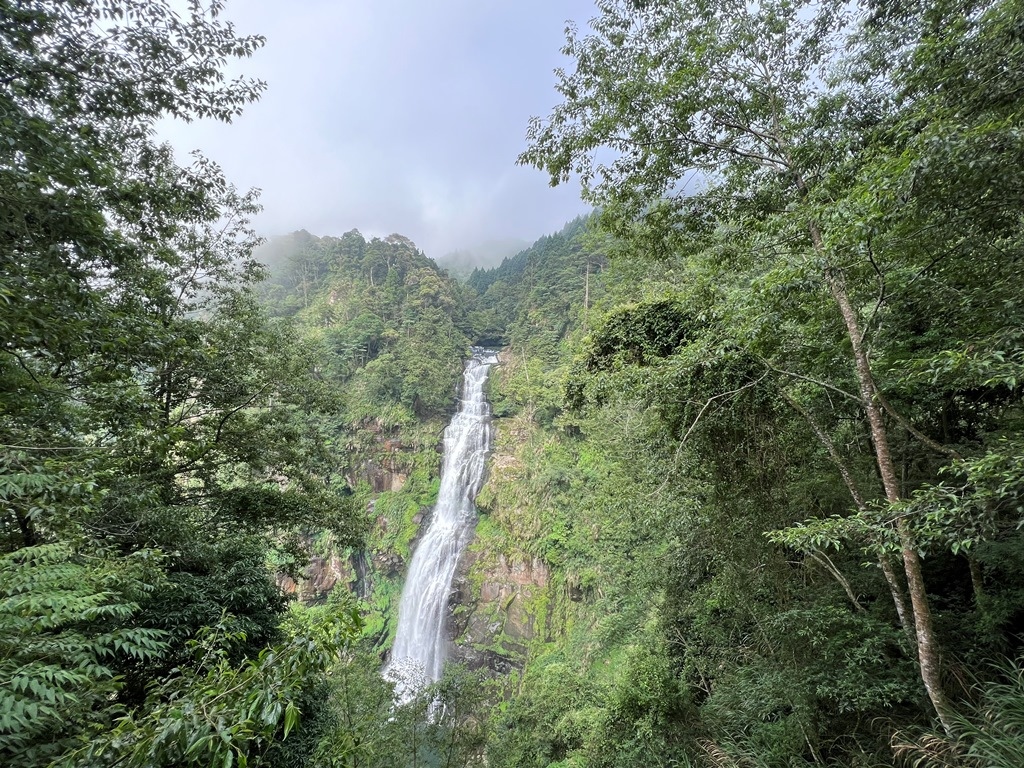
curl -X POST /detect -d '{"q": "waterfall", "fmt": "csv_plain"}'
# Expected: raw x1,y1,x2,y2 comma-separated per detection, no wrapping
384,348,498,699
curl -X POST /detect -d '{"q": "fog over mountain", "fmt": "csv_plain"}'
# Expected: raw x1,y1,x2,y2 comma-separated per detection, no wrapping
157,0,595,259
435,238,531,279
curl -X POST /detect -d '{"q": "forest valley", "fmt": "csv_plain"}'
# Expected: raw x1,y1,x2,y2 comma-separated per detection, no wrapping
3,0,1024,766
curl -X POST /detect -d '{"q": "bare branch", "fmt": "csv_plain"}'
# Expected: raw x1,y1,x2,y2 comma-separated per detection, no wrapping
759,358,861,403
874,387,963,460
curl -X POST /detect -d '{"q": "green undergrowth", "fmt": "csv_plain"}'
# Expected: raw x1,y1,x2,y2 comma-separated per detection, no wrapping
360,574,403,649
464,344,664,682
342,467,439,649
369,468,440,560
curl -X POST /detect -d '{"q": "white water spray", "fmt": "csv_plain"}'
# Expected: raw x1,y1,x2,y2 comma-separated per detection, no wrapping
384,348,498,700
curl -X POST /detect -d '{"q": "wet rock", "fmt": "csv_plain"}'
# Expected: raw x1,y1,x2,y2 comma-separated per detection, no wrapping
351,549,372,598
276,574,298,595
448,546,554,664
452,645,517,675
485,651,516,675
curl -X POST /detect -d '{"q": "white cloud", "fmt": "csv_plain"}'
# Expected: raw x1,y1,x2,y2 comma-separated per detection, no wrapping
156,0,594,258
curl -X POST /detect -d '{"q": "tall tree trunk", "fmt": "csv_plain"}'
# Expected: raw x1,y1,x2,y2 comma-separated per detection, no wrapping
16,509,37,549
583,261,591,332
824,262,954,735
968,554,985,609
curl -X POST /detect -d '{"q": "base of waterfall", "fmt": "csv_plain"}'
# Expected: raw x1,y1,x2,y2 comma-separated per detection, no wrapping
382,655,431,705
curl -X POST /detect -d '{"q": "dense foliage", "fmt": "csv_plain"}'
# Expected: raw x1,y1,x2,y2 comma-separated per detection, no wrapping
257,229,471,425
1,2,363,765
7,0,1024,766
462,0,1024,765
467,217,603,355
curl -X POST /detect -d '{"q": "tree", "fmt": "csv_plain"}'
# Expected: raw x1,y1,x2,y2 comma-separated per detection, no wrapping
522,0,1024,733
63,609,359,768
0,544,167,765
1,0,266,549
1,2,363,763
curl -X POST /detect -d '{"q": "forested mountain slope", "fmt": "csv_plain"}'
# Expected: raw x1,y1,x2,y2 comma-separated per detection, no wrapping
435,238,530,282
7,0,1024,766
466,216,602,355
257,229,471,423
455,0,1024,765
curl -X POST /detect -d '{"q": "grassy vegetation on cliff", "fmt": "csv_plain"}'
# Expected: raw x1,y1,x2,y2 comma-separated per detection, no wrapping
255,230,472,650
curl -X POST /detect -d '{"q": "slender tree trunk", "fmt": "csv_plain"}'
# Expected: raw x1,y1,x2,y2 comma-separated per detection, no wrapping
156,357,176,428
16,509,37,548
879,555,915,642
808,551,864,612
823,262,954,735
897,525,952,733
968,554,985,609
781,391,914,638
583,261,591,332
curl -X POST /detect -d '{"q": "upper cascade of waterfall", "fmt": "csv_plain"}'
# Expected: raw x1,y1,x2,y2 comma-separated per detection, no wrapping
384,347,499,700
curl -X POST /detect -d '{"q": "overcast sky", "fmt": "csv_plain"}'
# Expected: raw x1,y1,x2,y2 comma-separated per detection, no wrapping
158,0,596,260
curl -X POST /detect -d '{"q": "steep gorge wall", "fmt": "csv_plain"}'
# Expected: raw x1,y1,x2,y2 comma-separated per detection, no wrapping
446,381,573,674
259,221,601,666
278,423,444,650
449,550,552,673
281,355,564,673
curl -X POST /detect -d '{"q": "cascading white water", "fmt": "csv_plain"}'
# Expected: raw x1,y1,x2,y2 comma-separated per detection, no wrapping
383,348,498,699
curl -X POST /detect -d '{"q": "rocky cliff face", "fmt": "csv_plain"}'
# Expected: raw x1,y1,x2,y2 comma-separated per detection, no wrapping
275,438,418,614
277,549,355,603
275,374,557,669
448,550,552,673
444,400,559,673
349,419,415,493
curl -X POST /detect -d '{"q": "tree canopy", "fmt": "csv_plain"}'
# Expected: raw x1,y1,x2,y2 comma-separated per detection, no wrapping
1,2,361,764
501,0,1024,760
